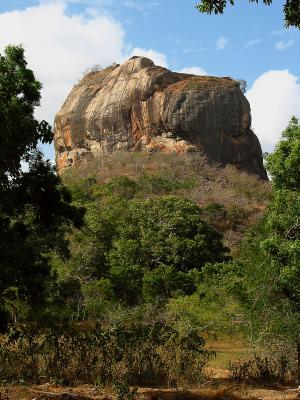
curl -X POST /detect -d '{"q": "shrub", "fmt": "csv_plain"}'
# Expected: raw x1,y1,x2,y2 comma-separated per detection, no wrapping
229,354,295,384
0,323,211,386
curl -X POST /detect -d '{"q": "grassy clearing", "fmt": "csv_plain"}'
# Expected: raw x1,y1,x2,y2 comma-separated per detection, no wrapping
205,336,247,370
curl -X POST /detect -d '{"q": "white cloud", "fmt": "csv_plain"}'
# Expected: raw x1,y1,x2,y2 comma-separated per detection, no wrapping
0,2,168,129
246,70,300,152
244,38,261,48
275,39,295,50
0,3,125,124
216,36,228,50
0,2,168,161
129,47,168,67
179,66,208,76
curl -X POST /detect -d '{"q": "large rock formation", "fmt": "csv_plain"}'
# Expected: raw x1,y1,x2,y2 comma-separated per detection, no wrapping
54,56,267,178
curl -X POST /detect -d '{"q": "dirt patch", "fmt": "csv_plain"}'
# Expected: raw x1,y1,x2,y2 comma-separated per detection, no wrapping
1,385,300,400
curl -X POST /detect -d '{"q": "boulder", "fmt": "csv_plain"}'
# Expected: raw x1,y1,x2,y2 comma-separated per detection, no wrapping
54,56,267,179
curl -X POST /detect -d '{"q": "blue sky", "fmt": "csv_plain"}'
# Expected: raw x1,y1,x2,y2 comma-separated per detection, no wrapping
0,0,299,160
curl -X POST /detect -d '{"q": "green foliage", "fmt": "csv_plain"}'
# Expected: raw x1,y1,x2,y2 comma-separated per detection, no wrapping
83,279,115,318
265,117,300,191
63,151,271,254
0,45,52,184
167,261,245,335
66,174,195,204
137,174,195,194
195,0,300,29
125,196,229,273
62,189,229,307
109,244,143,305
241,189,300,342
237,118,300,350
46,276,83,321
142,264,196,304
0,45,84,329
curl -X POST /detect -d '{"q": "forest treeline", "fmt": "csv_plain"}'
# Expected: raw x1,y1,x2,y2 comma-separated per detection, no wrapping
0,45,299,386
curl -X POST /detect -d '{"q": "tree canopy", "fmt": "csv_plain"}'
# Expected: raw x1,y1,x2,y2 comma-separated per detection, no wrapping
196,0,300,29
265,116,300,191
0,45,84,329
0,45,52,186
236,118,300,371
58,177,230,309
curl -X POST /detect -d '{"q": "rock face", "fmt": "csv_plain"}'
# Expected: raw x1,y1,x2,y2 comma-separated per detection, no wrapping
54,56,267,179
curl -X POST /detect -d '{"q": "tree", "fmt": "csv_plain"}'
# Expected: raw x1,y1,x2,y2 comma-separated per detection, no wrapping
64,181,230,307
107,196,229,304
239,118,300,381
265,116,300,191
142,264,196,304
0,45,84,329
196,0,300,29
124,196,230,272
0,45,52,186
167,261,245,336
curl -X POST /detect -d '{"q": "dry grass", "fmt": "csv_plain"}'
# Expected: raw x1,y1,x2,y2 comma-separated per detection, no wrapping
167,76,236,92
62,151,208,183
205,337,248,371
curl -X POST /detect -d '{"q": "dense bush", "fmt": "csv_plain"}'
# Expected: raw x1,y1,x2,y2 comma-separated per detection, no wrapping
0,323,211,386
